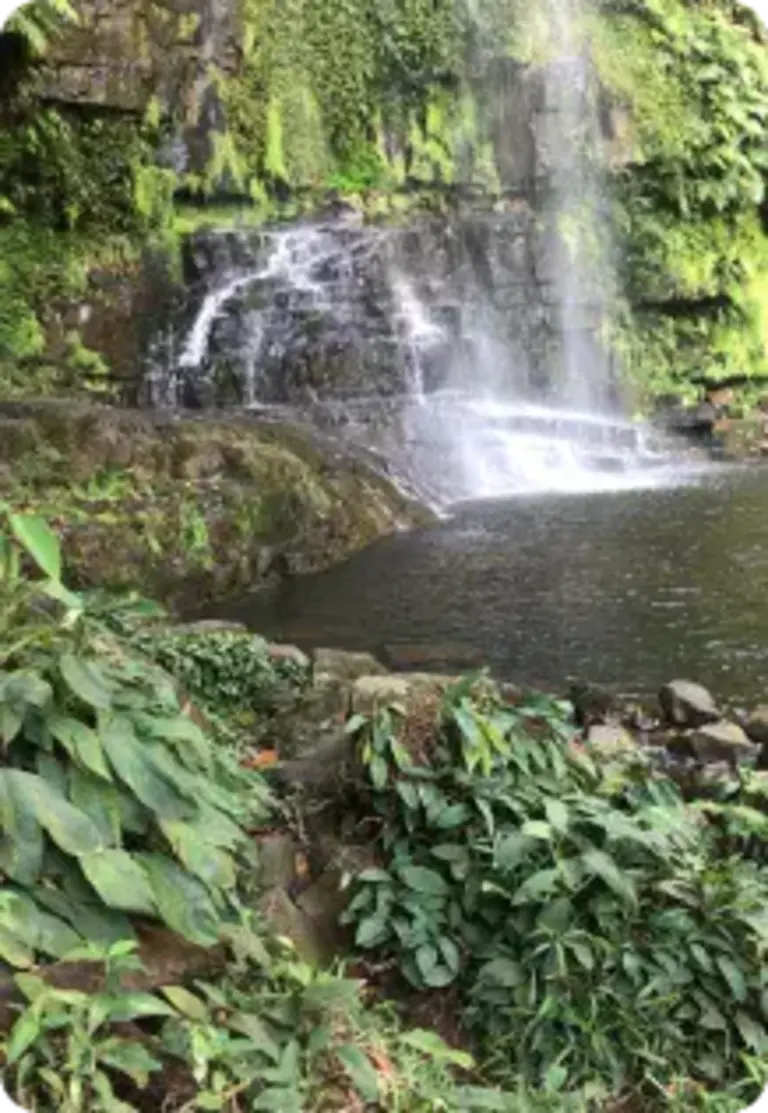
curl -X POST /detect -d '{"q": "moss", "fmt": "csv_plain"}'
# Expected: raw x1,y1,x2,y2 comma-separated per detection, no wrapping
0,401,430,609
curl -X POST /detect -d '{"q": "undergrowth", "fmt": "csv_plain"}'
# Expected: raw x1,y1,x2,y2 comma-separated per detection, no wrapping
344,679,768,1107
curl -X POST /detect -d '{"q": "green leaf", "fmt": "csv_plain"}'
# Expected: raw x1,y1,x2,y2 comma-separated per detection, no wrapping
161,985,210,1022
435,804,471,829
138,853,220,944
0,924,34,968
159,819,237,890
2,770,104,856
582,849,637,906
521,820,553,841
476,958,523,987
370,755,389,790
80,850,156,915
401,1029,473,1068
355,914,389,948
544,799,569,833
735,1011,768,1052
102,716,189,820
68,767,122,846
336,1044,380,1103
717,955,747,1003
6,1009,42,1064
415,943,439,982
60,654,112,710
9,514,60,580
97,1037,161,1085
399,865,449,896
93,992,177,1023
228,1012,281,1061
0,769,44,884
49,715,112,781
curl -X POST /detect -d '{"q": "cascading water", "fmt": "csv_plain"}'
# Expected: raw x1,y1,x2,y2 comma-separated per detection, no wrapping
144,1,693,508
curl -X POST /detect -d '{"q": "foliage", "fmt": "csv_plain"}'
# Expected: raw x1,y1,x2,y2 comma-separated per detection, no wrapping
343,680,768,1099
128,627,308,726
6,0,77,55
0,506,271,959
594,0,768,396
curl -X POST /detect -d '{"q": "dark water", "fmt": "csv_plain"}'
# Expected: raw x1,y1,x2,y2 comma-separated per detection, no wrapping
214,465,768,703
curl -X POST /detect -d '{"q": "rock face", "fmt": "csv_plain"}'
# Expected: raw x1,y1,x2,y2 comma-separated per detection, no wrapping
42,0,240,116
690,721,758,765
0,401,430,609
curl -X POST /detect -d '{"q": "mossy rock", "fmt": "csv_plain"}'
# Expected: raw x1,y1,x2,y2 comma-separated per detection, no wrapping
0,401,431,610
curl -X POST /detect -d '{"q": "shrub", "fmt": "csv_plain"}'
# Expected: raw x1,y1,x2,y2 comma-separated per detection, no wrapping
343,680,768,1098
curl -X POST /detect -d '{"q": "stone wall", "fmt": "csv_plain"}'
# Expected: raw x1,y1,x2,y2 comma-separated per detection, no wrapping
41,0,240,120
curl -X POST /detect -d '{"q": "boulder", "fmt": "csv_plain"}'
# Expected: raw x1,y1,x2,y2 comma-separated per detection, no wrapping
585,723,638,761
691,720,758,765
350,672,454,715
659,680,720,728
569,682,617,727
745,706,768,746
269,644,311,670
313,648,388,683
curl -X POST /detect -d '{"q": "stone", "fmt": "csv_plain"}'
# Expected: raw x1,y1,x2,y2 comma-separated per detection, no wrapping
313,648,388,682
350,672,454,715
258,888,329,966
269,644,311,670
659,680,720,728
745,706,768,745
585,723,638,761
569,682,617,727
256,832,300,891
690,720,758,765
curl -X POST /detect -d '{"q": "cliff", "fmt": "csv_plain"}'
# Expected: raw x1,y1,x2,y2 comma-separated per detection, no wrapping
1,0,768,406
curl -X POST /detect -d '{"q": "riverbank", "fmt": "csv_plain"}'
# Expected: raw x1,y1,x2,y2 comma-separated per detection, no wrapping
1,505,767,1111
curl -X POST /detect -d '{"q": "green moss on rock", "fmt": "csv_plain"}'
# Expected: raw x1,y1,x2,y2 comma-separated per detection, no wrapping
0,401,430,609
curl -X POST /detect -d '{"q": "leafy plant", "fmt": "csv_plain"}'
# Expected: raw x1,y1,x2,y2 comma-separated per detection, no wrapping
0,507,271,962
344,680,768,1098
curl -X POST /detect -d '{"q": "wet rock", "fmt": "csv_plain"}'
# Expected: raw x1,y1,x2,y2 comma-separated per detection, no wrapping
745,706,768,746
313,648,388,682
585,723,638,760
659,680,720,728
690,720,757,765
382,642,484,672
268,731,357,796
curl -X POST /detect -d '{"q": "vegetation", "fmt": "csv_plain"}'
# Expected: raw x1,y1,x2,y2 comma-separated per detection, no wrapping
343,680,768,1107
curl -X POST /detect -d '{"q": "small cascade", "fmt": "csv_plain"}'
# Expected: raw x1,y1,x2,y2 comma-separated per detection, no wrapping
143,214,691,508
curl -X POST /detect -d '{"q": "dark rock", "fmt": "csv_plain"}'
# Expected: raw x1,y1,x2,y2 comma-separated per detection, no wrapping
569,681,616,727
746,706,768,746
690,720,757,765
659,680,720,728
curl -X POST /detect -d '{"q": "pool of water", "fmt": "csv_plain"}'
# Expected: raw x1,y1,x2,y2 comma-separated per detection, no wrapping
211,463,768,703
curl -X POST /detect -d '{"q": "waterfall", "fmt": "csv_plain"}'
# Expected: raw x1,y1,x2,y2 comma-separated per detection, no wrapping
143,1,690,508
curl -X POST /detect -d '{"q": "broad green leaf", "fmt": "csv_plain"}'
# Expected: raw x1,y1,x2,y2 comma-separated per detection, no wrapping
80,850,156,915
582,849,637,906
435,804,471,829
336,1044,380,1103
544,799,569,833
2,770,104,856
0,924,34,969
512,868,559,904
138,853,220,944
228,1012,281,1061
161,985,210,1022
9,514,60,580
735,1011,768,1051
717,955,748,1003
6,1009,42,1064
49,715,111,781
102,716,189,820
0,769,44,884
398,865,449,896
401,1029,473,1068
31,885,134,949
96,1037,161,1084
356,868,391,883
355,914,389,948
5,890,81,959
159,819,236,890
60,654,112,710
521,820,553,841
476,958,523,987
68,767,122,846
415,943,439,982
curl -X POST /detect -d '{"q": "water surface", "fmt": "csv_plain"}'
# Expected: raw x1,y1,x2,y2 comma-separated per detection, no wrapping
215,465,768,703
